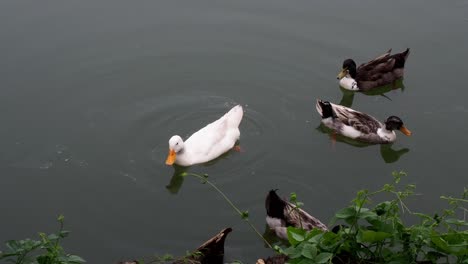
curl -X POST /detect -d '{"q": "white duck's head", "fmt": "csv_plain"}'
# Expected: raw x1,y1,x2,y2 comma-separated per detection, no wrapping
165,135,184,165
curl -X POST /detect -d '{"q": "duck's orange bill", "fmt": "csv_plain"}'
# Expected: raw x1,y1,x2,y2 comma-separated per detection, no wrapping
165,149,176,165
400,126,412,136
337,67,348,79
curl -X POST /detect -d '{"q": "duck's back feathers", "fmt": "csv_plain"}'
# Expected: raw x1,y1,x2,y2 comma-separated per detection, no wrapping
224,104,243,128
332,105,382,135
265,190,328,240
357,48,392,71
171,105,243,166
315,99,397,144
355,48,410,91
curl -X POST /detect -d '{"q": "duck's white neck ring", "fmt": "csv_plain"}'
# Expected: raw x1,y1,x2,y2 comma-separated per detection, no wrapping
339,76,359,91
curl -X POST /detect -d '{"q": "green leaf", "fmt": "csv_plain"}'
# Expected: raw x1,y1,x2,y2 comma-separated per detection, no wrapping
57,215,65,222
358,230,392,243
305,229,324,242
315,252,333,263
445,218,468,226
287,227,306,245
241,211,249,219
284,244,303,259
47,233,59,241
300,243,317,259
290,192,297,203
60,230,71,238
358,208,377,220
5,240,20,251
297,258,316,264
334,207,357,220
273,245,284,254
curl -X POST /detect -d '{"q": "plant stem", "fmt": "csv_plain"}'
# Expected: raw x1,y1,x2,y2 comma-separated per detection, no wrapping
185,173,273,249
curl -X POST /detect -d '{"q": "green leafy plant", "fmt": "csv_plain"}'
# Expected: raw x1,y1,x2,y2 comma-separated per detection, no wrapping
276,171,468,264
0,215,85,264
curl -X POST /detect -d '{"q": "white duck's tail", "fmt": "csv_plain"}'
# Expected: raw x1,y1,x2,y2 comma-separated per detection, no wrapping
225,105,244,128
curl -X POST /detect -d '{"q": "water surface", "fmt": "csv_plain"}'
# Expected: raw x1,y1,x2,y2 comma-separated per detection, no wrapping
1,1,467,262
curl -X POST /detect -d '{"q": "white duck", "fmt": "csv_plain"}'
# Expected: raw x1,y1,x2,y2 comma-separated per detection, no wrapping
165,105,243,166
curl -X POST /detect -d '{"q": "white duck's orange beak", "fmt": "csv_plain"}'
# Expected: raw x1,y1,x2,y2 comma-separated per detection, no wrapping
165,149,176,165
399,126,412,136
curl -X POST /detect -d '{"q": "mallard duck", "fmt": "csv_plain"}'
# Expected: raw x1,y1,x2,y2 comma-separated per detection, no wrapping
315,99,411,144
265,190,328,240
119,228,232,264
165,105,243,166
337,48,410,91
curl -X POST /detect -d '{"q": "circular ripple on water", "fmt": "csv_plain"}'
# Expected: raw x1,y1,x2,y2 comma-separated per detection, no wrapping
110,92,278,191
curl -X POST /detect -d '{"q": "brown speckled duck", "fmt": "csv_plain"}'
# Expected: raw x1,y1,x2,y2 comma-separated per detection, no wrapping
265,190,328,240
316,100,412,144
337,48,410,91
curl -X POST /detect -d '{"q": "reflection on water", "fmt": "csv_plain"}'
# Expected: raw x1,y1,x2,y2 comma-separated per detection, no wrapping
338,88,355,108
262,224,285,248
380,144,409,163
316,123,410,163
338,79,406,108
166,165,187,194
166,148,238,194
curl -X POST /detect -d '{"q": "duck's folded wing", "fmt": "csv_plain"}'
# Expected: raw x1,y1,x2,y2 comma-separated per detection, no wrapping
356,58,396,82
187,118,228,155
332,105,382,135
283,201,328,231
357,49,392,71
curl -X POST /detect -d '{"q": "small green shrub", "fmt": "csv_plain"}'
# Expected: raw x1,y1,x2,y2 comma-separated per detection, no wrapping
0,215,85,264
275,171,468,264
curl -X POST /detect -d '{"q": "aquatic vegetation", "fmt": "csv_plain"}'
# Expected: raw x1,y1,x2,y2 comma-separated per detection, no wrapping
2,172,466,264
0,215,85,264
180,172,273,249
273,171,468,264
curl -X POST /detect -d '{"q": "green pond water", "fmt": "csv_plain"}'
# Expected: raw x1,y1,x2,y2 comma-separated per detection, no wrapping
1,1,467,262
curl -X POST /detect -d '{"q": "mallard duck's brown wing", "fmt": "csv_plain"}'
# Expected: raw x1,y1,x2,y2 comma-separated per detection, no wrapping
331,104,382,135
356,48,410,84
283,201,328,231
357,48,392,71
356,58,396,81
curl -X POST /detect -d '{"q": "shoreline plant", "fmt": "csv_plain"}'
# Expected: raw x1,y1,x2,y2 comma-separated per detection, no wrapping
275,171,468,264
0,215,85,264
2,171,466,263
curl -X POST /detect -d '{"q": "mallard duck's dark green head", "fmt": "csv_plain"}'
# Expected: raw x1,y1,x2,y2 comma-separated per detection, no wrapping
337,59,357,79
385,116,412,136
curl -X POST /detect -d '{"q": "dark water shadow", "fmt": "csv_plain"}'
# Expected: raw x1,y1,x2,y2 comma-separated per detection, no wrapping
316,123,409,164
338,79,405,108
166,165,188,194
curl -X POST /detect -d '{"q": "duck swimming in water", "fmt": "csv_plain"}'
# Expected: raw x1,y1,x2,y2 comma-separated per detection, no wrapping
337,48,410,91
315,100,411,144
265,190,328,240
165,105,243,166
